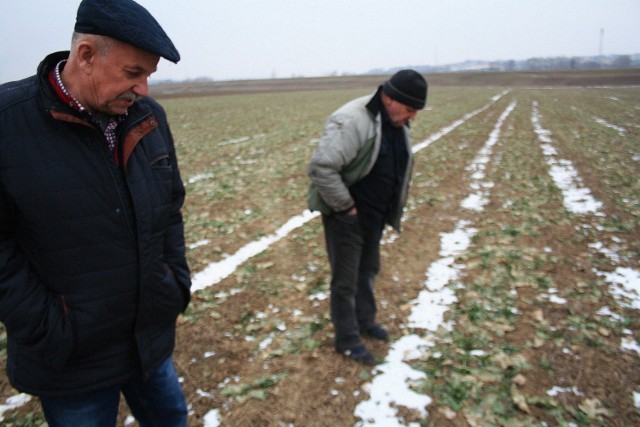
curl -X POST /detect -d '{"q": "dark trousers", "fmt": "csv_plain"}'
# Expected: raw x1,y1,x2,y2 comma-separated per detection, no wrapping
322,210,384,351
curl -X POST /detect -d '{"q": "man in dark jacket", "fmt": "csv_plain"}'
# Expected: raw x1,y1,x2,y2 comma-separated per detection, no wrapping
0,0,191,425
308,70,427,365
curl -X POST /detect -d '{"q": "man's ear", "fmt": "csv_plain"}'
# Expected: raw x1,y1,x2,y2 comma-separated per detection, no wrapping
381,92,394,109
76,41,97,74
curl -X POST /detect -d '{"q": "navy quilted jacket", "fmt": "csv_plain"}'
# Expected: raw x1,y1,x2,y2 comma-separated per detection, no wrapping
0,52,191,396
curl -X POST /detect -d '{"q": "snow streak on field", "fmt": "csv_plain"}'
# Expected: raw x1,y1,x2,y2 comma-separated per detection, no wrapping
191,210,319,292
532,102,603,215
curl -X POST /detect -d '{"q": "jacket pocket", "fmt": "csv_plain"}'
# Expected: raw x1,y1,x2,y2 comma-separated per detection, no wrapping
150,153,170,168
334,210,360,225
41,296,74,371
148,262,186,324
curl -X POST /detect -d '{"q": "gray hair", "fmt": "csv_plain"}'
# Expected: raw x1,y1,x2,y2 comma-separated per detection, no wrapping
71,31,115,56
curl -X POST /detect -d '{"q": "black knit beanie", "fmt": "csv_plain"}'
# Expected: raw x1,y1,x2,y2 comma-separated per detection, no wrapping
382,70,428,109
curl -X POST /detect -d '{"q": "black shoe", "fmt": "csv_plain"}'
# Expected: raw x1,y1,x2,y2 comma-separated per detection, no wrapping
339,345,376,365
363,325,389,341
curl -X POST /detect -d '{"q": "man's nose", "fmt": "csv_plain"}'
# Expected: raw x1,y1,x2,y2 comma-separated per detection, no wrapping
133,78,149,97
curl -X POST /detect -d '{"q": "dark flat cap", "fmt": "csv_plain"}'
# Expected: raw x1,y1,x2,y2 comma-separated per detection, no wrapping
383,70,428,110
74,0,180,63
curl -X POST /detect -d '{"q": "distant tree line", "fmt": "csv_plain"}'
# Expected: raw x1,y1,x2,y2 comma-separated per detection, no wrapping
495,54,635,71
372,54,639,75
153,54,639,84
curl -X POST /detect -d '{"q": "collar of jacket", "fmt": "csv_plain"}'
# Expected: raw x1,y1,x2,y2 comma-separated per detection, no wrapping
38,51,158,169
366,85,384,117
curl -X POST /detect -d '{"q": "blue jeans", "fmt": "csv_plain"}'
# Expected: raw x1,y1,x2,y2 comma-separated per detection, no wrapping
39,356,188,427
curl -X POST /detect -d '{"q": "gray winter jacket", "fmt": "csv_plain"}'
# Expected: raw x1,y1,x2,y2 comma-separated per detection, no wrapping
307,89,414,230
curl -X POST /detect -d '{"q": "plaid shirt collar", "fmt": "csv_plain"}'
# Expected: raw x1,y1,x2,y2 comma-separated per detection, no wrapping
49,60,125,152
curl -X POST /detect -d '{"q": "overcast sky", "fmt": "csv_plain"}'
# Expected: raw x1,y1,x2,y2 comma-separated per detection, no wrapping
1,0,639,83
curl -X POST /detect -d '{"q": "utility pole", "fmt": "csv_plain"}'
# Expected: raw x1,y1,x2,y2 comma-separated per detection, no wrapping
599,28,604,57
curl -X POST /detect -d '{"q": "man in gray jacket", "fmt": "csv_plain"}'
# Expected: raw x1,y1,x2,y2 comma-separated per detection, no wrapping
308,70,428,364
